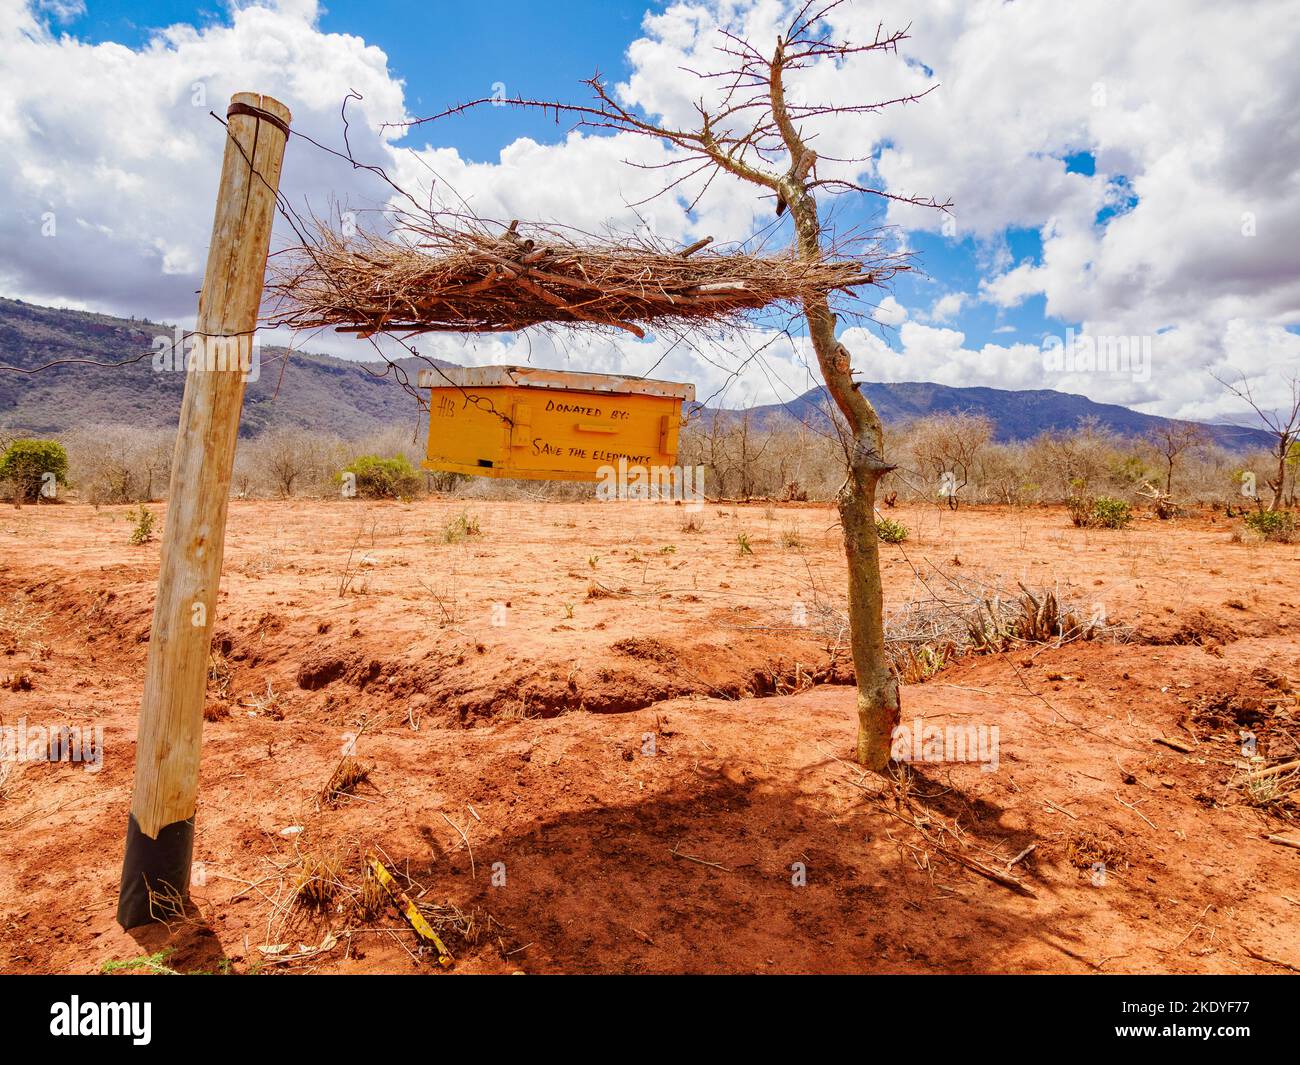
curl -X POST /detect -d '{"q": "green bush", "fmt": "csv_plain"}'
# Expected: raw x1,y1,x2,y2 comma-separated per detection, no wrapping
0,439,68,501
338,455,422,500
1069,495,1132,529
875,517,908,543
1244,509,1297,543
1088,496,1133,529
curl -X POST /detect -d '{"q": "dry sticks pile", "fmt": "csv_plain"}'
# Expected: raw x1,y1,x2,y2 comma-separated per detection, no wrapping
268,215,901,339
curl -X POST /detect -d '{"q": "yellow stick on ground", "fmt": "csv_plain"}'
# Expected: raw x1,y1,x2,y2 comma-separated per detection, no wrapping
368,855,454,967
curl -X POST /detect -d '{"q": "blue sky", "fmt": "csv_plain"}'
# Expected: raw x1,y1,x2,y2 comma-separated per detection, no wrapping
74,0,646,150
3,0,1296,420
52,0,1064,354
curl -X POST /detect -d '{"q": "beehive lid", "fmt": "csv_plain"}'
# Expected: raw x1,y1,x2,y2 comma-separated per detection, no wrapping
417,364,695,402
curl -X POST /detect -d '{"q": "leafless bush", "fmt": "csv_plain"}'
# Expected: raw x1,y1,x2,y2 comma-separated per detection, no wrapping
679,410,842,501
62,424,174,503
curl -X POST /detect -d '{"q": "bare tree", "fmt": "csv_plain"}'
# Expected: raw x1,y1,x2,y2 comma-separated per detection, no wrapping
63,425,174,504
907,412,994,509
1148,420,1209,496
1213,371,1300,511
1029,416,1116,501
409,2,947,766
268,428,317,499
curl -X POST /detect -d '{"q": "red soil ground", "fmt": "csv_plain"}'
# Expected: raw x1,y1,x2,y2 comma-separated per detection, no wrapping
1,499,1297,974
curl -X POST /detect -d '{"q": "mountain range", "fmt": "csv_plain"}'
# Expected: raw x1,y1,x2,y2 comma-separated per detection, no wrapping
0,297,1271,451
740,382,1271,449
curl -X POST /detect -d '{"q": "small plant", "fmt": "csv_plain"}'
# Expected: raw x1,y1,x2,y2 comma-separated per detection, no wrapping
587,554,601,569
875,517,908,543
1241,767,1297,809
322,756,371,807
293,851,343,911
780,523,804,549
352,868,388,922
128,504,155,545
243,680,283,719
1243,509,1297,543
207,650,232,700
658,544,677,555
736,532,753,556
890,642,950,684
562,602,575,619
100,948,178,976
338,530,370,596
680,513,705,533
442,510,482,543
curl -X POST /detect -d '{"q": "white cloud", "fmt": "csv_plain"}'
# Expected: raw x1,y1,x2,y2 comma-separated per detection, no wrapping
0,0,1295,424
607,0,1300,419
0,0,403,319
871,295,909,328
926,292,967,323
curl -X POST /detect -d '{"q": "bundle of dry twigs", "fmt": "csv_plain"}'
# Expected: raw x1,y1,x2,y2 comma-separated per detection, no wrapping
267,215,900,339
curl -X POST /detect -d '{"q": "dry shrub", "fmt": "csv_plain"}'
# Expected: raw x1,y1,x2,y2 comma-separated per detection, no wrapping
889,642,955,684
294,851,344,911
4,671,33,692
207,650,232,698
322,757,371,807
352,869,388,922
0,599,51,656
1065,831,1129,871
966,585,1101,653
62,424,174,504
1240,769,1299,812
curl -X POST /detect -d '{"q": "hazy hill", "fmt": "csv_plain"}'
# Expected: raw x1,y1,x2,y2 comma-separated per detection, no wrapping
0,297,435,440
735,382,1272,450
0,297,1272,450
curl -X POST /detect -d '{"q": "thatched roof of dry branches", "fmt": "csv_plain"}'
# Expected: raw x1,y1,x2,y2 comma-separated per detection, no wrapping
267,216,907,339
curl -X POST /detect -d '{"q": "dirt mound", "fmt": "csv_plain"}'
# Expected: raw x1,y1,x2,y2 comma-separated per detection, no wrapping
611,636,677,662
287,636,843,723
1188,666,1297,745
1141,608,1240,647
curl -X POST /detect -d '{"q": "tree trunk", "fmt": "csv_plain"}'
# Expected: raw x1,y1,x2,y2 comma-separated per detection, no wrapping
837,445,901,765
786,178,900,769
1271,447,1286,511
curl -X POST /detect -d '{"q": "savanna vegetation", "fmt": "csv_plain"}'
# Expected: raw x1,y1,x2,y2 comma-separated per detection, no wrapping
3,411,1295,520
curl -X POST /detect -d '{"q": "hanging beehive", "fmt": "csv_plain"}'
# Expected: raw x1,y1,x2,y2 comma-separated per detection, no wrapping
418,365,695,481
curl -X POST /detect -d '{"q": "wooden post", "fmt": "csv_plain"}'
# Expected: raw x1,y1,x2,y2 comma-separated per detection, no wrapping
117,92,291,929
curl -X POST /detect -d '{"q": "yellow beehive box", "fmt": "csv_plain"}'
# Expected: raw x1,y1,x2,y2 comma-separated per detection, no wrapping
418,365,696,481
